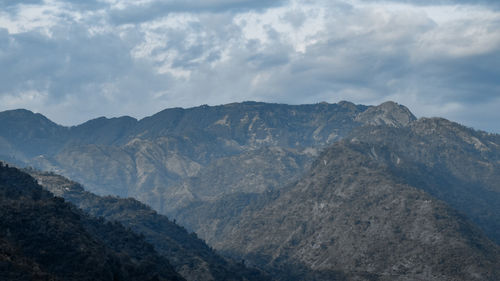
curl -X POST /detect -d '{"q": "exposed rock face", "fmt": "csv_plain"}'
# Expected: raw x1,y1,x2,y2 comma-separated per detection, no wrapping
209,141,500,281
346,118,500,244
173,116,500,280
354,101,416,127
0,101,410,216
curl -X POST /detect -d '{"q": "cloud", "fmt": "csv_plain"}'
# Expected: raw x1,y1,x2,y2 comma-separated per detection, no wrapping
168,1,500,132
0,0,105,10
281,8,307,29
0,22,174,124
360,0,500,9
109,0,287,25
0,0,44,9
0,0,499,133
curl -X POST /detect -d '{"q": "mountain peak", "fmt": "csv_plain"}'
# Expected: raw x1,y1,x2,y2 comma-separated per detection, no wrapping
355,101,417,127
0,108,55,124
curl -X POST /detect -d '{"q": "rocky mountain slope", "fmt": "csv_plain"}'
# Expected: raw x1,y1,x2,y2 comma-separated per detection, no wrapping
0,101,414,217
0,162,184,281
27,169,269,281
179,117,500,249
346,118,500,244
208,141,500,281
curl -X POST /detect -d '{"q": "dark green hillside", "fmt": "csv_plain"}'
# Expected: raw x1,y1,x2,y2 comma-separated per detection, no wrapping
0,162,184,281
28,170,270,281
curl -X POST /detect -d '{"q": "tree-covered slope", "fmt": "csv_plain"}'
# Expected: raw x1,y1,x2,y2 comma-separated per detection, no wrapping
0,162,184,281
27,169,270,281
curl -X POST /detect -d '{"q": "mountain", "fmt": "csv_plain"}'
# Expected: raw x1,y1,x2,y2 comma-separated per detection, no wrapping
2,101,500,280
179,117,500,248
0,101,414,217
206,140,500,281
170,114,500,280
0,109,67,160
0,162,184,281
345,118,500,244
26,169,269,281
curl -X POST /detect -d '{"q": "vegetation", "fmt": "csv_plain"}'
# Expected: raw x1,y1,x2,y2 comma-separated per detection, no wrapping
27,169,270,281
0,162,184,281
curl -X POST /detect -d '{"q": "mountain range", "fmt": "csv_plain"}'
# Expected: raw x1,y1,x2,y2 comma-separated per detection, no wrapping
0,101,412,215
1,101,499,280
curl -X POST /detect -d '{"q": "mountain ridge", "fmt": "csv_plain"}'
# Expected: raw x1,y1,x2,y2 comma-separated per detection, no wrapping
0,101,398,214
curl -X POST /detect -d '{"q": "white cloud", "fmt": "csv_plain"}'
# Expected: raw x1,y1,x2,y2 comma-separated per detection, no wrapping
0,0,499,132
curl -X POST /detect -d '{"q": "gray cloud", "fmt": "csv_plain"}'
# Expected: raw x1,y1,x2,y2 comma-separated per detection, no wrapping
0,0,44,7
281,9,307,29
0,22,174,124
163,2,500,132
361,0,500,8
0,0,499,133
0,0,106,10
109,0,287,25
60,0,108,11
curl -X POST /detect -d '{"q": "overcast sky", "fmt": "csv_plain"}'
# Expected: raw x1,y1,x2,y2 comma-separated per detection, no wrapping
0,0,499,132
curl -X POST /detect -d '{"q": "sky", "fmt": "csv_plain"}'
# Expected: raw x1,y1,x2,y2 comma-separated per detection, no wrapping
0,0,499,132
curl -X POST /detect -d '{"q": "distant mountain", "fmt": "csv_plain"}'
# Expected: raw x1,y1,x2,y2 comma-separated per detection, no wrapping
0,109,67,160
207,140,500,280
27,169,269,281
0,162,184,281
0,101,413,216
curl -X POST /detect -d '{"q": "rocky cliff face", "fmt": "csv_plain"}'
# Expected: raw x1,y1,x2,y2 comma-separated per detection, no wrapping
354,101,416,127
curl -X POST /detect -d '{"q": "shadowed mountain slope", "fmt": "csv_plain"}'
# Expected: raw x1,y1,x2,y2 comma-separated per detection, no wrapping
27,169,270,281
0,109,68,160
0,162,184,281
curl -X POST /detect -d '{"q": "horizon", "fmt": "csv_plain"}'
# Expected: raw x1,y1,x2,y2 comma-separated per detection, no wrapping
3,99,368,126
4,100,497,135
